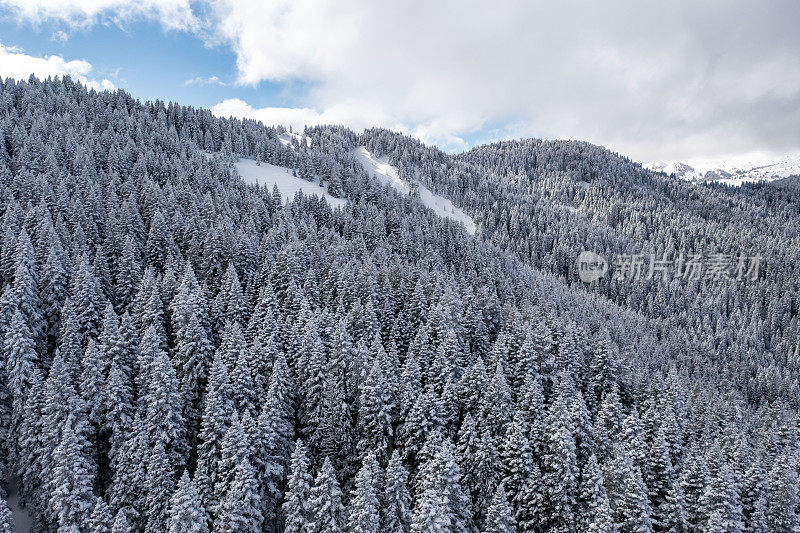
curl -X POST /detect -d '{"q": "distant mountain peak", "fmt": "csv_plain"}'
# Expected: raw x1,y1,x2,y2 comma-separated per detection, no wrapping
643,153,800,185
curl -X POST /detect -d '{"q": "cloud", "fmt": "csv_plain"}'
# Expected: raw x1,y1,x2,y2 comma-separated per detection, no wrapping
184,75,226,86
0,42,114,91
210,97,400,134
199,0,800,160
5,0,800,160
51,30,69,42
0,0,198,31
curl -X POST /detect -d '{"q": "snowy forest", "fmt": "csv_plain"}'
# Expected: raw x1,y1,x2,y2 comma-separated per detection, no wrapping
0,75,798,533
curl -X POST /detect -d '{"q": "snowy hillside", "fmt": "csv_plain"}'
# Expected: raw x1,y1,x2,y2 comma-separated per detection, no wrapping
353,146,477,234
234,158,346,209
644,153,800,186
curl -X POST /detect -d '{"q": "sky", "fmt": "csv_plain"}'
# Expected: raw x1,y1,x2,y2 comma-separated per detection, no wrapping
0,0,798,162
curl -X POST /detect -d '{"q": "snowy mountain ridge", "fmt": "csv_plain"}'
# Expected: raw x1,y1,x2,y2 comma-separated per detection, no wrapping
643,153,800,186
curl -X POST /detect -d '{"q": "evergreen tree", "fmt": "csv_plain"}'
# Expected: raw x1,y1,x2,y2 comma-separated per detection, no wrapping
347,453,382,533
217,457,263,533
382,450,412,533
283,440,313,533
541,385,578,533
50,415,96,530
145,350,186,470
168,472,209,533
0,496,13,533
483,486,516,533
308,457,345,533
88,499,114,533
764,453,799,532
144,442,176,533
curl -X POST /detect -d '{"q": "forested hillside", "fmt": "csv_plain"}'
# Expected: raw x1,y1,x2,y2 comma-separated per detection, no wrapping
0,76,798,533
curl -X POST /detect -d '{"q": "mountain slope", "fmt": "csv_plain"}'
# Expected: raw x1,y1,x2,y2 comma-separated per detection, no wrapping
0,77,798,533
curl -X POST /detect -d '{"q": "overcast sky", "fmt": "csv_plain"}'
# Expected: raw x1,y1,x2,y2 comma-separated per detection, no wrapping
0,0,798,161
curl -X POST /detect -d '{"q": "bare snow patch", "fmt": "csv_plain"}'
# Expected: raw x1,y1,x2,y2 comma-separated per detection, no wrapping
235,158,346,209
278,131,306,148
353,147,477,235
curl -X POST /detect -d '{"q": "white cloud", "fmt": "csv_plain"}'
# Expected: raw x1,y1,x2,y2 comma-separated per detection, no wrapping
210,97,400,135
199,0,800,160
0,43,114,91
0,0,197,31
184,75,226,86
5,0,800,160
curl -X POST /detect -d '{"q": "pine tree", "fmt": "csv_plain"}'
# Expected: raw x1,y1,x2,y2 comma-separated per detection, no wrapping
499,413,533,524
703,461,744,533
645,427,675,530
0,496,14,533
478,361,514,444
213,413,251,518
50,414,97,529
111,510,133,533
145,350,186,470
347,453,382,533
612,449,653,533
542,387,578,533
283,440,313,533
357,355,393,463
578,454,614,532
109,413,149,517
764,453,799,532
104,360,134,467
662,478,689,533
12,229,44,352
483,486,516,533
168,472,209,533
679,445,707,530
308,457,345,533
5,308,38,471
414,435,470,533
217,457,263,533
70,254,105,340
41,241,68,351
376,451,410,533
144,442,176,533
88,499,114,533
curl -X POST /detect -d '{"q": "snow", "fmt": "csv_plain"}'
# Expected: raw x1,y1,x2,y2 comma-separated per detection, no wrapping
353,147,477,235
7,476,33,533
644,152,800,186
234,158,347,209
277,131,306,148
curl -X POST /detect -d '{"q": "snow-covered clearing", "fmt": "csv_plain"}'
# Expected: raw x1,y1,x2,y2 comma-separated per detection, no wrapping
277,131,307,148
353,147,477,235
235,158,346,209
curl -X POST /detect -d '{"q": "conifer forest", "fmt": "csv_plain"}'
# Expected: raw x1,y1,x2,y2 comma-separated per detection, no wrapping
0,76,799,532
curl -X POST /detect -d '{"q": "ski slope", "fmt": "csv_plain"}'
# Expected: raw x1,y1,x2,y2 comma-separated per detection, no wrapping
235,158,346,209
353,147,477,235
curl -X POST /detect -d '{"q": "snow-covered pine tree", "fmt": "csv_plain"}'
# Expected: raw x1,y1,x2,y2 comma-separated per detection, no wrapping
283,440,313,533
483,486,516,533
308,457,345,533
347,453,382,533
168,472,209,533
